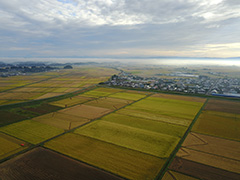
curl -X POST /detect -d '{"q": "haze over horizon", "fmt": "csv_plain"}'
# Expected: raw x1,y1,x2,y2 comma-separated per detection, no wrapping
0,0,240,59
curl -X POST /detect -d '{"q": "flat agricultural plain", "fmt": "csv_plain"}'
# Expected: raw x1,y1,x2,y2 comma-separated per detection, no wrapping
58,104,112,120
176,147,240,174
169,157,240,180
32,112,89,130
0,110,27,126
117,108,192,126
21,103,62,115
162,170,199,180
101,113,187,137
49,96,93,108
152,93,206,103
45,133,165,180
108,92,147,101
0,147,124,180
85,97,132,110
182,132,240,161
192,110,240,141
126,96,203,120
0,120,64,144
0,132,29,160
205,99,240,114
81,88,117,97
74,120,179,158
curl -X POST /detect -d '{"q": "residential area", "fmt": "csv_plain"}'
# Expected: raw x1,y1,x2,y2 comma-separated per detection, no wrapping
105,70,240,97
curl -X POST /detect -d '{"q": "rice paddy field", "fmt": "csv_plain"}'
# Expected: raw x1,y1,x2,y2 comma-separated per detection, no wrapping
0,67,118,105
164,98,240,180
45,133,165,180
0,67,239,180
0,120,64,144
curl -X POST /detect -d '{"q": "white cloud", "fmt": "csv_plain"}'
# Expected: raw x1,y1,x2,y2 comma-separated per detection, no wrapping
0,0,239,58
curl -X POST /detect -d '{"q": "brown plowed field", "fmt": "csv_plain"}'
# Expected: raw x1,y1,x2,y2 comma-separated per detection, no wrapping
0,147,124,180
152,93,206,103
169,157,240,180
59,104,112,119
176,147,240,174
162,170,199,180
192,110,240,141
205,99,240,114
182,132,240,160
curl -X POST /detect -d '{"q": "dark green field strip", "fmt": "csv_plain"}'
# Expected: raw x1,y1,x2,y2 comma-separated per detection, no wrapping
156,98,209,180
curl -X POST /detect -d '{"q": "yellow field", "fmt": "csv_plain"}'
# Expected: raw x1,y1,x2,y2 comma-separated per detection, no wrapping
35,93,64,100
59,104,112,119
125,96,203,120
0,92,43,100
152,93,206,103
32,112,89,130
0,120,64,144
0,133,29,160
75,120,180,158
45,133,165,180
85,97,132,110
117,108,192,126
49,96,93,108
108,92,147,101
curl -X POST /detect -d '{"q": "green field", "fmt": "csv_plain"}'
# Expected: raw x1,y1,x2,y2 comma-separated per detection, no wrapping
32,112,89,130
126,96,203,120
75,120,179,158
0,120,64,144
192,110,240,141
45,133,165,180
101,113,187,137
117,108,191,126
85,97,132,110
108,92,146,101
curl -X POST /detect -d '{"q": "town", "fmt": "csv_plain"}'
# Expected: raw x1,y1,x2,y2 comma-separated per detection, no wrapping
105,70,240,97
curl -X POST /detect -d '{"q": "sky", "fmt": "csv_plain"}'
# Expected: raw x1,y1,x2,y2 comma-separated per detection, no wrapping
0,0,240,59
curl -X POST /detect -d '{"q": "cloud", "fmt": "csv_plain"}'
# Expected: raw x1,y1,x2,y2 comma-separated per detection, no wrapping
0,0,239,58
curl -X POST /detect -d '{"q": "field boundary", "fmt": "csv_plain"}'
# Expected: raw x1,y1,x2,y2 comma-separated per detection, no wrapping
155,98,209,180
